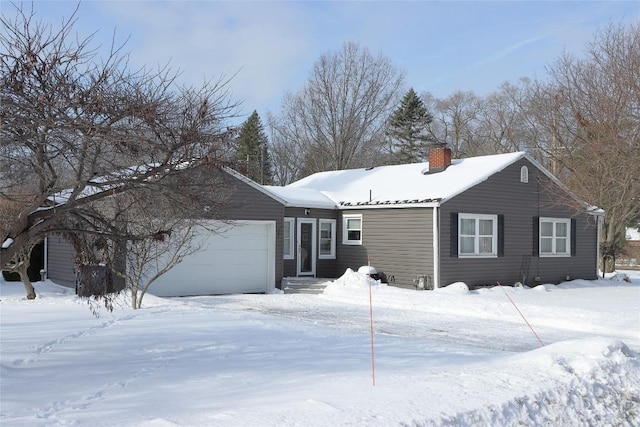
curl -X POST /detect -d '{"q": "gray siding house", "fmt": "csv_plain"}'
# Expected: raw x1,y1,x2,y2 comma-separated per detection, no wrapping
271,148,601,289
46,164,287,296
46,148,602,295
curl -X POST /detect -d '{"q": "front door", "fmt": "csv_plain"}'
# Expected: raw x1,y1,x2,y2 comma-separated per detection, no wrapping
297,219,316,276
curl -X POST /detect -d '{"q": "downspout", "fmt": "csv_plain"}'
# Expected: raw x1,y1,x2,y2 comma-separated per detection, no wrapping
433,205,440,289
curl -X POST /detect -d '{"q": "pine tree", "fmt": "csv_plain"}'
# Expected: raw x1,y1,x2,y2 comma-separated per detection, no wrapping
387,88,436,164
234,111,273,184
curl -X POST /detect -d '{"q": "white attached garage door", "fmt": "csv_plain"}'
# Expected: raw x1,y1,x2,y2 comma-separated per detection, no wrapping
149,221,276,297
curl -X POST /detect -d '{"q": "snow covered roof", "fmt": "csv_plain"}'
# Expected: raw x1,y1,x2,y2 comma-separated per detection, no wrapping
263,186,338,209
48,164,159,205
271,152,526,208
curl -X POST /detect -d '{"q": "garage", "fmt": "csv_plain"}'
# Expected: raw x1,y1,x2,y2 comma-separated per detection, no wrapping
149,221,276,297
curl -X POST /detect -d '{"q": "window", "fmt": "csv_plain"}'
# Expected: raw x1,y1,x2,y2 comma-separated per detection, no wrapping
458,213,497,257
539,217,571,256
319,219,336,258
342,214,362,245
283,218,294,259
520,166,529,183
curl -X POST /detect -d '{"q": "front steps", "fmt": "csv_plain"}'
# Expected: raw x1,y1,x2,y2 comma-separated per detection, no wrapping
282,277,331,294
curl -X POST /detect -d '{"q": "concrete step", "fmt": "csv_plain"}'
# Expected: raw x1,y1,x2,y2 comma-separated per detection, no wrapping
282,277,331,294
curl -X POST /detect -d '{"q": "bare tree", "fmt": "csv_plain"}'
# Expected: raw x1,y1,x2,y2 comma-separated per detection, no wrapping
0,4,238,298
472,81,539,156
270,41,404,182
267,112,300,186
123,220,203,309
422,90,482,158
111,184,231,309
0,198,39,297
528,22,640,272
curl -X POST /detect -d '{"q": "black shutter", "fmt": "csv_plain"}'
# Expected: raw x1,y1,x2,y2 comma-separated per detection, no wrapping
532,216,539,256
450,213,458,257
571,218,577,256
498,215,505,257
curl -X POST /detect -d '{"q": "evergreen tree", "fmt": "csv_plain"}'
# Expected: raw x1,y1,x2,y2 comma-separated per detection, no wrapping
387,88,436,163
234,111,273,184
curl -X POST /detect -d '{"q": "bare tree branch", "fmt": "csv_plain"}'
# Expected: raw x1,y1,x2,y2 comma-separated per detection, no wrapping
0,4,239,297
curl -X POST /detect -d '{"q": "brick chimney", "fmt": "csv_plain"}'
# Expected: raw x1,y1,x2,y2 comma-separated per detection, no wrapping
428,146,452,173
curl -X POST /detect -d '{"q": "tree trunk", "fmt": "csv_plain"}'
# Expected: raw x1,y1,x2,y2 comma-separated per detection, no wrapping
18,268,36,300
130,287,138,310
599,255,616,275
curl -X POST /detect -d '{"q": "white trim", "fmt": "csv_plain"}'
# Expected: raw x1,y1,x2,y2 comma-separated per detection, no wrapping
338,202,441,210
342,214,363,245
283,218,295,260
433,206,440,289
458,213,498,258
297,218,316,276
318,219,336,259
539,217,571,257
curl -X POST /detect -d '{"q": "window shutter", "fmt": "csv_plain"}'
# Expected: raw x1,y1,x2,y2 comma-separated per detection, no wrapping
571,218,577,256
532,216,539,256
450,213,458,257
498,215,505,257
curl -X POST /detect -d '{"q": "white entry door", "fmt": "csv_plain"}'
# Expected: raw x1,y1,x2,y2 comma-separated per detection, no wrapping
297,218,316,276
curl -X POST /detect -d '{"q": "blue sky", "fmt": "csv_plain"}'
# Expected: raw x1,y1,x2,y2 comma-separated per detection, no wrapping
8,1,640,123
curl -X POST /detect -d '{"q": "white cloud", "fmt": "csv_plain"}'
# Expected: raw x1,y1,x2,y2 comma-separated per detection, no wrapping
19,1,640,119
94,2,316,117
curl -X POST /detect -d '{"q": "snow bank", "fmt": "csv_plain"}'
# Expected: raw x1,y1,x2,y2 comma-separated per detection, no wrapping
435,281,470,294
430,338,640,427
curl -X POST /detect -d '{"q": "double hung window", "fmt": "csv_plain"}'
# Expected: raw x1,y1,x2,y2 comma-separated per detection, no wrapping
342,215,362,245
458,213,498,257
539,217,571,256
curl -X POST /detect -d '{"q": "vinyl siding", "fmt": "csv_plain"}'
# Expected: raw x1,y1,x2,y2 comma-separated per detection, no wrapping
336,208,433,288
46,234,77,288
439,158,598,287
46,166,286,291
213,170,285,287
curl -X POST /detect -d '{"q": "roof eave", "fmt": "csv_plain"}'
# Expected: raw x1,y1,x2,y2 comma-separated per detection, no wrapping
522,154,604,215
222,167,289,206
338,200,442,210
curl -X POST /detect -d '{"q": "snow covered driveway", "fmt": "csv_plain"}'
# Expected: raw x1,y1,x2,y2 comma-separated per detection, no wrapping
1,270,639,426
185,271,640,353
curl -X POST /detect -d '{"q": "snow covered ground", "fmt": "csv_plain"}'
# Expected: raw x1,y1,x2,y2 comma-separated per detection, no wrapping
1,270,639,426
